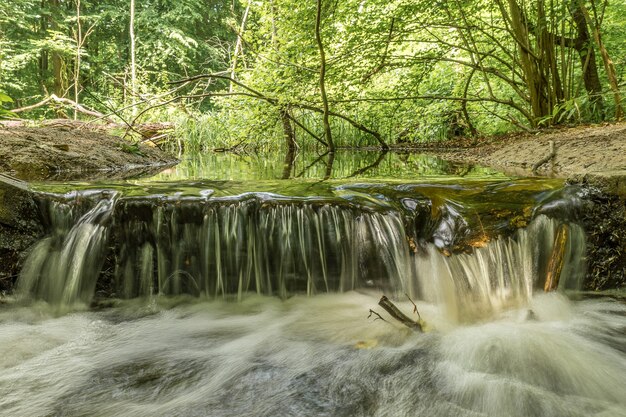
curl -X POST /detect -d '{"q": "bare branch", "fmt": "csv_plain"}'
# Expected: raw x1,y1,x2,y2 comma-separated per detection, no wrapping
404,292,421,320
368,309,389,323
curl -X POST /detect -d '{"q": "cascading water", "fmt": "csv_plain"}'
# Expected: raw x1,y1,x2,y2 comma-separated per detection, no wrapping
17,180,586,320
412,215,586,321
2,173,625,417
17,191,117,307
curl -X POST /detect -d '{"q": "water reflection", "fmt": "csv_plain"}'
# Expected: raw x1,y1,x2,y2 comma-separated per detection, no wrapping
150,150,503,182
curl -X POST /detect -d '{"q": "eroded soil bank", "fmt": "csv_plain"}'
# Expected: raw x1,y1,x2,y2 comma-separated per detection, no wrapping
0,125,178,293
428,122,626,195
0,126,177,181
426,122,626,292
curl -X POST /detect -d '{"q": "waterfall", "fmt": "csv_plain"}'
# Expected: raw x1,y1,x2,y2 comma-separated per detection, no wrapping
18,192,117,307
16,185,587,318
114,195,412,300
411,215,586,322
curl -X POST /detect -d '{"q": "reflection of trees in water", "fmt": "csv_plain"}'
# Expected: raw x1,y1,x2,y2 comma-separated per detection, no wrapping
348,151,388,178
154,150,493,181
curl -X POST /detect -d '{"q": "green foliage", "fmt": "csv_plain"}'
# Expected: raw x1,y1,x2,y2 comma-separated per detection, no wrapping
0,92,15,118
119,141,144,156
1,0,624,150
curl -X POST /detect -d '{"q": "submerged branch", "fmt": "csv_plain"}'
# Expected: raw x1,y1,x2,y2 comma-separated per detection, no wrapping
368,309,389,323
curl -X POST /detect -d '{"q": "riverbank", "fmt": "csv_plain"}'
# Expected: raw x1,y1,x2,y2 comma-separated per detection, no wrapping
425,122,626,196
0,125,177,180
426,122,626,291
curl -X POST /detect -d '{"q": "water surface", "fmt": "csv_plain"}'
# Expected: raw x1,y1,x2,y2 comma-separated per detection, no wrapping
0,293,624,417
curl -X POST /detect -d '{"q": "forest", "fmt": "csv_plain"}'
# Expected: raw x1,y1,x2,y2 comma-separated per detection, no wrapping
1,0,625,152
2,2,626,415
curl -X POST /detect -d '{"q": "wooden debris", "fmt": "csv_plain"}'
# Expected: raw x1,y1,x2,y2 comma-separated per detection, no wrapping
544,223,569,292
378,295,423,332
367,309,388,323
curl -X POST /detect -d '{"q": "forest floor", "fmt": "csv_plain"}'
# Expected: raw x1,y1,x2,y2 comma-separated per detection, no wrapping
0,125,177,181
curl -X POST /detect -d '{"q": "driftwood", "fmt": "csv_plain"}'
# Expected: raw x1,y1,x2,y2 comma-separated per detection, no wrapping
12,94,108,120
544,223,569,292
377,295,424,332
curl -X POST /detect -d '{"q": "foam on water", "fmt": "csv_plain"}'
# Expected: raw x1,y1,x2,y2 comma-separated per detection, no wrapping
0,293,624,417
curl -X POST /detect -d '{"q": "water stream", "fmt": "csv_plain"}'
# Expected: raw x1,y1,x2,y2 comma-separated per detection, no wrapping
0,151,624,416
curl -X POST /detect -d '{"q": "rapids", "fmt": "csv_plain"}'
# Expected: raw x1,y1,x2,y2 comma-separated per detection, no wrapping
2,152,625,416
0,293,624,417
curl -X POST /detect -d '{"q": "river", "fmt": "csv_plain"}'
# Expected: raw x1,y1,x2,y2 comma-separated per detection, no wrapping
0,151,624,416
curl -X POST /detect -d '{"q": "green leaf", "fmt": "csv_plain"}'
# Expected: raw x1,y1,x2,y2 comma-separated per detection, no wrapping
0,93,14,103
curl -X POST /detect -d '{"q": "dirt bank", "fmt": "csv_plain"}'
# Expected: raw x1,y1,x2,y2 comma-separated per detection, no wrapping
428,122,626,195
0,126,178,180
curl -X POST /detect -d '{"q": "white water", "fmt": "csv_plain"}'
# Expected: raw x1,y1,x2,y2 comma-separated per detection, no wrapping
0,292,624,417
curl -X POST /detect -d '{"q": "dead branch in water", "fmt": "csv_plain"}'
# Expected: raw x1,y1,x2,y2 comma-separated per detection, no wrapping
404,292,422,320
367,309,389,323
378,295,423,332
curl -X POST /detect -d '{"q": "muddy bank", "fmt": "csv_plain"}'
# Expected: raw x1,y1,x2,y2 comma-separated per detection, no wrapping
427,122,626,196
0,126,178,181
0,126,178,293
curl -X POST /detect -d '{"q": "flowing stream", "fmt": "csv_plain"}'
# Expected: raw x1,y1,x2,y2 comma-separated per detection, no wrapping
1,152,624,416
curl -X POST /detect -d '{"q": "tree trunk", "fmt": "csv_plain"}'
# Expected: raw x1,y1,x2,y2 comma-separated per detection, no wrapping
578,0,622,120
50,0,64,98
569,0,604,118
280,108,296,179
230,1,251,93
315,0,334,151
501,0,547,124
74,0,82,120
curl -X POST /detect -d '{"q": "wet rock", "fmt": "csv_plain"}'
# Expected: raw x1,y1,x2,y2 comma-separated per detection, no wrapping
578,188,626,291
0,174,44,293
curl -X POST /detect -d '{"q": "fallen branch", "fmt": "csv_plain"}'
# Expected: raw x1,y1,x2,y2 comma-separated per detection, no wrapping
404,292,422,320
532,140,557,173
12,94,109,120
378,295,423,332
